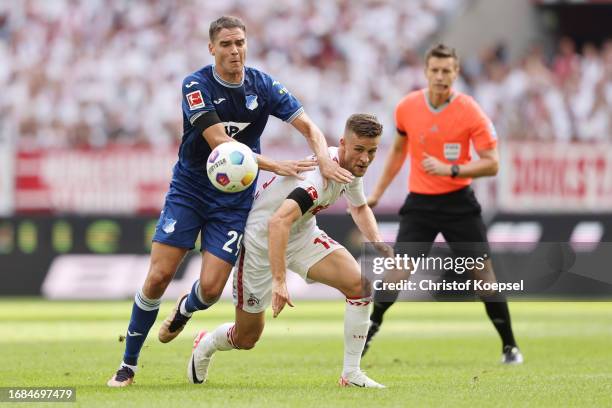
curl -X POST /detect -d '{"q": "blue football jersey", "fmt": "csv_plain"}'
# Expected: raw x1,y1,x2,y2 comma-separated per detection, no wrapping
172,65,303,210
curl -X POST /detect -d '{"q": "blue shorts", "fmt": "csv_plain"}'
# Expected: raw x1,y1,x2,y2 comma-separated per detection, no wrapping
152,194,249,266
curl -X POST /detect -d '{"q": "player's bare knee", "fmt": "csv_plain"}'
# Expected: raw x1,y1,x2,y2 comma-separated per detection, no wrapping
342,275,369,299
144,267,173,294
198,282,223,304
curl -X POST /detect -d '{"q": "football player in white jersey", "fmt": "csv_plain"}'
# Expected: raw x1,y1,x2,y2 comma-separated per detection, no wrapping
188,114,391,388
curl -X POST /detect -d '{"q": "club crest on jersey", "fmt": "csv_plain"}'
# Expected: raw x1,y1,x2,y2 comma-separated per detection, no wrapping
162,217,177,234
245,95,258,110
186,90,205,110
443,143,461,161
306,186,318,200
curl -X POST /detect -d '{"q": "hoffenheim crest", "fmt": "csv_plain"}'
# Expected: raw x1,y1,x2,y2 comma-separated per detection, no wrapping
245,95,258,110
162,218,177,234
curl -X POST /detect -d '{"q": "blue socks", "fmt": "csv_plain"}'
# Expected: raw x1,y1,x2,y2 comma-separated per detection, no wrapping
122,290,161,366
184,279,213,313
121,281,215,367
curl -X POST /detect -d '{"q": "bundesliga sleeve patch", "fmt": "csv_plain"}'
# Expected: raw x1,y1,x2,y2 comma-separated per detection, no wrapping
186,90,205,110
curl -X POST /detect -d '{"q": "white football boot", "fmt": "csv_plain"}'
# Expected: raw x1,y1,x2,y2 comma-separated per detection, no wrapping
338,370,386,388
187,330,213,384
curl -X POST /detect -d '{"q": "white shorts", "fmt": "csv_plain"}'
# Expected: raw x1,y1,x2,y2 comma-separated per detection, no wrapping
233,226,344,313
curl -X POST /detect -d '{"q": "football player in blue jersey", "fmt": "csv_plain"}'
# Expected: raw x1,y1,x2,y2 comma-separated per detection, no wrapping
108,15,354,387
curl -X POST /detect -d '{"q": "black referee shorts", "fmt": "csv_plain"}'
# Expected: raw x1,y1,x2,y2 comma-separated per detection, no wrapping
394,186,490,258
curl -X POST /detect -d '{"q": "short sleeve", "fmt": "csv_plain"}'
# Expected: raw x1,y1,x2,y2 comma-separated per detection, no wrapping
394,101,407,136
468,97,498,151
294,170,325,210
266,75,304,123
181,75,215,125
344,178,367,207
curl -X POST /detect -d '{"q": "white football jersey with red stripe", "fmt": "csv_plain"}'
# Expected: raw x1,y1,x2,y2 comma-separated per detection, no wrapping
245,147,366,247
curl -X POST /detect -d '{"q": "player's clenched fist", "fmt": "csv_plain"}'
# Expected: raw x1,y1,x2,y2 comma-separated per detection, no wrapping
272,280,294,318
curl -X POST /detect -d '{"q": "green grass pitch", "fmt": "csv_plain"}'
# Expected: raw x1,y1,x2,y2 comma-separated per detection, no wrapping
1,299,611,407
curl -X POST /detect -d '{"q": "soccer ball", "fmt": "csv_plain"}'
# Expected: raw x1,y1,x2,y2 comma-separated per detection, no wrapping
206,141,258,193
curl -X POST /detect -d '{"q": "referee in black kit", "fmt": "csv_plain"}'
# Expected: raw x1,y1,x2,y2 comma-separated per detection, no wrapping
363,44,522,364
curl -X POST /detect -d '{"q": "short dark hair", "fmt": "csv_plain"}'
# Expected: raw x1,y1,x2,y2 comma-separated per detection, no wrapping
425,43,459,66
345,114,383,138
209,16,246,42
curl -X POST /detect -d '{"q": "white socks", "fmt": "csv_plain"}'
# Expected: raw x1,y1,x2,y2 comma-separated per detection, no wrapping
199,322,237,358
120,362,137,372
197,298,370,377
343,297,371,376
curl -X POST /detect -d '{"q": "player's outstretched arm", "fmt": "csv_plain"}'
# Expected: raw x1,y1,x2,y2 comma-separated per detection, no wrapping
368,132,409,208
201,122,316,177
290,112,354,184
268,199,302,317
348,203,393,257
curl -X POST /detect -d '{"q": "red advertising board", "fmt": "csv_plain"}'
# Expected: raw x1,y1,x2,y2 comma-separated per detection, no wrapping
498,142,612,212
15,147,176,214
16,142,610,214
13,144,411,214
0,135,14,215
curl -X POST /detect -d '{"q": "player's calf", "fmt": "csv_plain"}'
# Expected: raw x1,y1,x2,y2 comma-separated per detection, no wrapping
159,274,228,344
231,330,261,350
107,288,162,386
143,242,188,298
187,311,265,383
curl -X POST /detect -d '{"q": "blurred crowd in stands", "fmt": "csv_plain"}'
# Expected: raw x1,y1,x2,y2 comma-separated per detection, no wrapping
467,37,612,143
0,0,610,149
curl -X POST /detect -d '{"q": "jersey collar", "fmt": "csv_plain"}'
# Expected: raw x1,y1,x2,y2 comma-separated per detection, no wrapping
423,89,456,113
212,65,245,88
